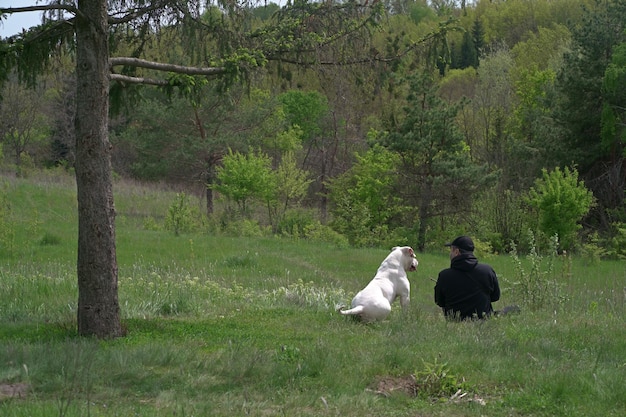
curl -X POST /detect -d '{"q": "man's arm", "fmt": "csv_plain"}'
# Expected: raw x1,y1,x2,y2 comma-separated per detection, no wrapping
434,278,445,307
490,270,501,302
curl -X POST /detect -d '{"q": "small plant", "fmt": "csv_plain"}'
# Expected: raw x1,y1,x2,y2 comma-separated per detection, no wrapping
414,358,466,400
222,218,268,237
580,232,607,265
142,216,161,231
164,192,195,236
272,279,348,310
223,251,258,268
606,222,626,260
509,230,568,310
39,232,61,246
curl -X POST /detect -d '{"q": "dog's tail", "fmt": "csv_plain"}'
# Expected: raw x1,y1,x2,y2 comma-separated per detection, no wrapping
337,305,365,316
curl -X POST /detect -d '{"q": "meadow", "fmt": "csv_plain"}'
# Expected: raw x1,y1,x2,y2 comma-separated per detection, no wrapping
0,170,625,416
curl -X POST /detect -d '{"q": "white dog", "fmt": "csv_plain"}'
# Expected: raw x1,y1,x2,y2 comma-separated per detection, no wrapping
338,246,418,322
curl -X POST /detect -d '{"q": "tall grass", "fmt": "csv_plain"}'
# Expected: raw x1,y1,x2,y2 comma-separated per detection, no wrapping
1,171,625,417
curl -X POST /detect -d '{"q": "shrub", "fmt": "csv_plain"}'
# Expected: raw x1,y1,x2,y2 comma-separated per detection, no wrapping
303,221,349,248
277,208,316,238
508,230,568,310
164,192,196,236
213,149,275,217
327,145,403,248
526,166,595,251
605,222,626,260
143,216,161,231
222,218,269,237
414,358,467,399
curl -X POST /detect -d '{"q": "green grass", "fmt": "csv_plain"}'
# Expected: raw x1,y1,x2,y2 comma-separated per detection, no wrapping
1,171,625,416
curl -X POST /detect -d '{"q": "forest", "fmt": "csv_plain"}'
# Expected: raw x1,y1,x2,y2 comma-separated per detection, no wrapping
2,0,625,257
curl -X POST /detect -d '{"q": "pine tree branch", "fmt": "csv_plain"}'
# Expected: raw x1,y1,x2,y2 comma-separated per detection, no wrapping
109,57,225,76
109,73,168,86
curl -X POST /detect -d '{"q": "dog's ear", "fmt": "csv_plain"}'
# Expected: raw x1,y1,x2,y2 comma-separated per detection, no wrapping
392,246,399,251
400,247,414,257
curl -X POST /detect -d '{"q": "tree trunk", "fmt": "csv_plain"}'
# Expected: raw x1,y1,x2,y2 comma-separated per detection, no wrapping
417,179,433,252
74,0,122,338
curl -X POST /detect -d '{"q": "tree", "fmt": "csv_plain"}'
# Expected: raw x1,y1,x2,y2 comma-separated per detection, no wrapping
0,79,49,175
328,144,403,247
553,0,626,229
599,42,626,213
377,72,495,251
0,0,389,338
269,151,312,231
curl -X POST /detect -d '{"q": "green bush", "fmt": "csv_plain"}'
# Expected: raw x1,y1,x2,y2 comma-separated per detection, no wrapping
164,192,197,236
526,167,595,251
328,145,403,248
213,149,275,216
605,222,626,260
303,221,349,248
277,208,316,238
414,358,467,400
222,218,269,237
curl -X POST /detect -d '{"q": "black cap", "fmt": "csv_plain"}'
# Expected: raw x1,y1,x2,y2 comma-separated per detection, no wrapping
444,236,474,252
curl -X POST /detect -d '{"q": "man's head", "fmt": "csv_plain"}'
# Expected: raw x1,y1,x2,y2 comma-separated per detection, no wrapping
445,236,474,258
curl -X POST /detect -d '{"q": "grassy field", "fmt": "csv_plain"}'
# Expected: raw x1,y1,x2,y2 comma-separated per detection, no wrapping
1,171,625,416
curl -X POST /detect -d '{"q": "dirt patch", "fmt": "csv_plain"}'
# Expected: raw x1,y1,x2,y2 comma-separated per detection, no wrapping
0,383,29,400
369,375,419,397
369,375,487,406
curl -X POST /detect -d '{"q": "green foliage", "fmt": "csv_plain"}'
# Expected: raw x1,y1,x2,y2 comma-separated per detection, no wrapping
526,166,595,251
165,192,196,236
414,358,467,399
605,222,626,260
601,42,626,153
303,221,350,249
165,73,209,107
268,151,313,230
272,279,348,310
328,144,402,247
509,231,569,310
142,216,162,231
278,90,328,141
472,188,530,254
222,218,269,237
554,0,626,169
277,208,316,238
408,0,437,24
580,232,607,265
213,149,275,216
378,72,495,249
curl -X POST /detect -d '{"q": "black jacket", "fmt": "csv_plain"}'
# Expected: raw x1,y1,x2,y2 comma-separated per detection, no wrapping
434,253,500,320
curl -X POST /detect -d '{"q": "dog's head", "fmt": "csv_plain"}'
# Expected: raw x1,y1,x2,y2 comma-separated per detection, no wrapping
392,246,419,272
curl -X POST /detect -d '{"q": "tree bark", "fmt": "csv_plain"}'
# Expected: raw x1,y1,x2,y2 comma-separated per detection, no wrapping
74,0,122,338
417,178,433,253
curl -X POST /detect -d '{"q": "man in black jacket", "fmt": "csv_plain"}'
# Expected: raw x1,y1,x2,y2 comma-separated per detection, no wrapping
434,236,501,320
